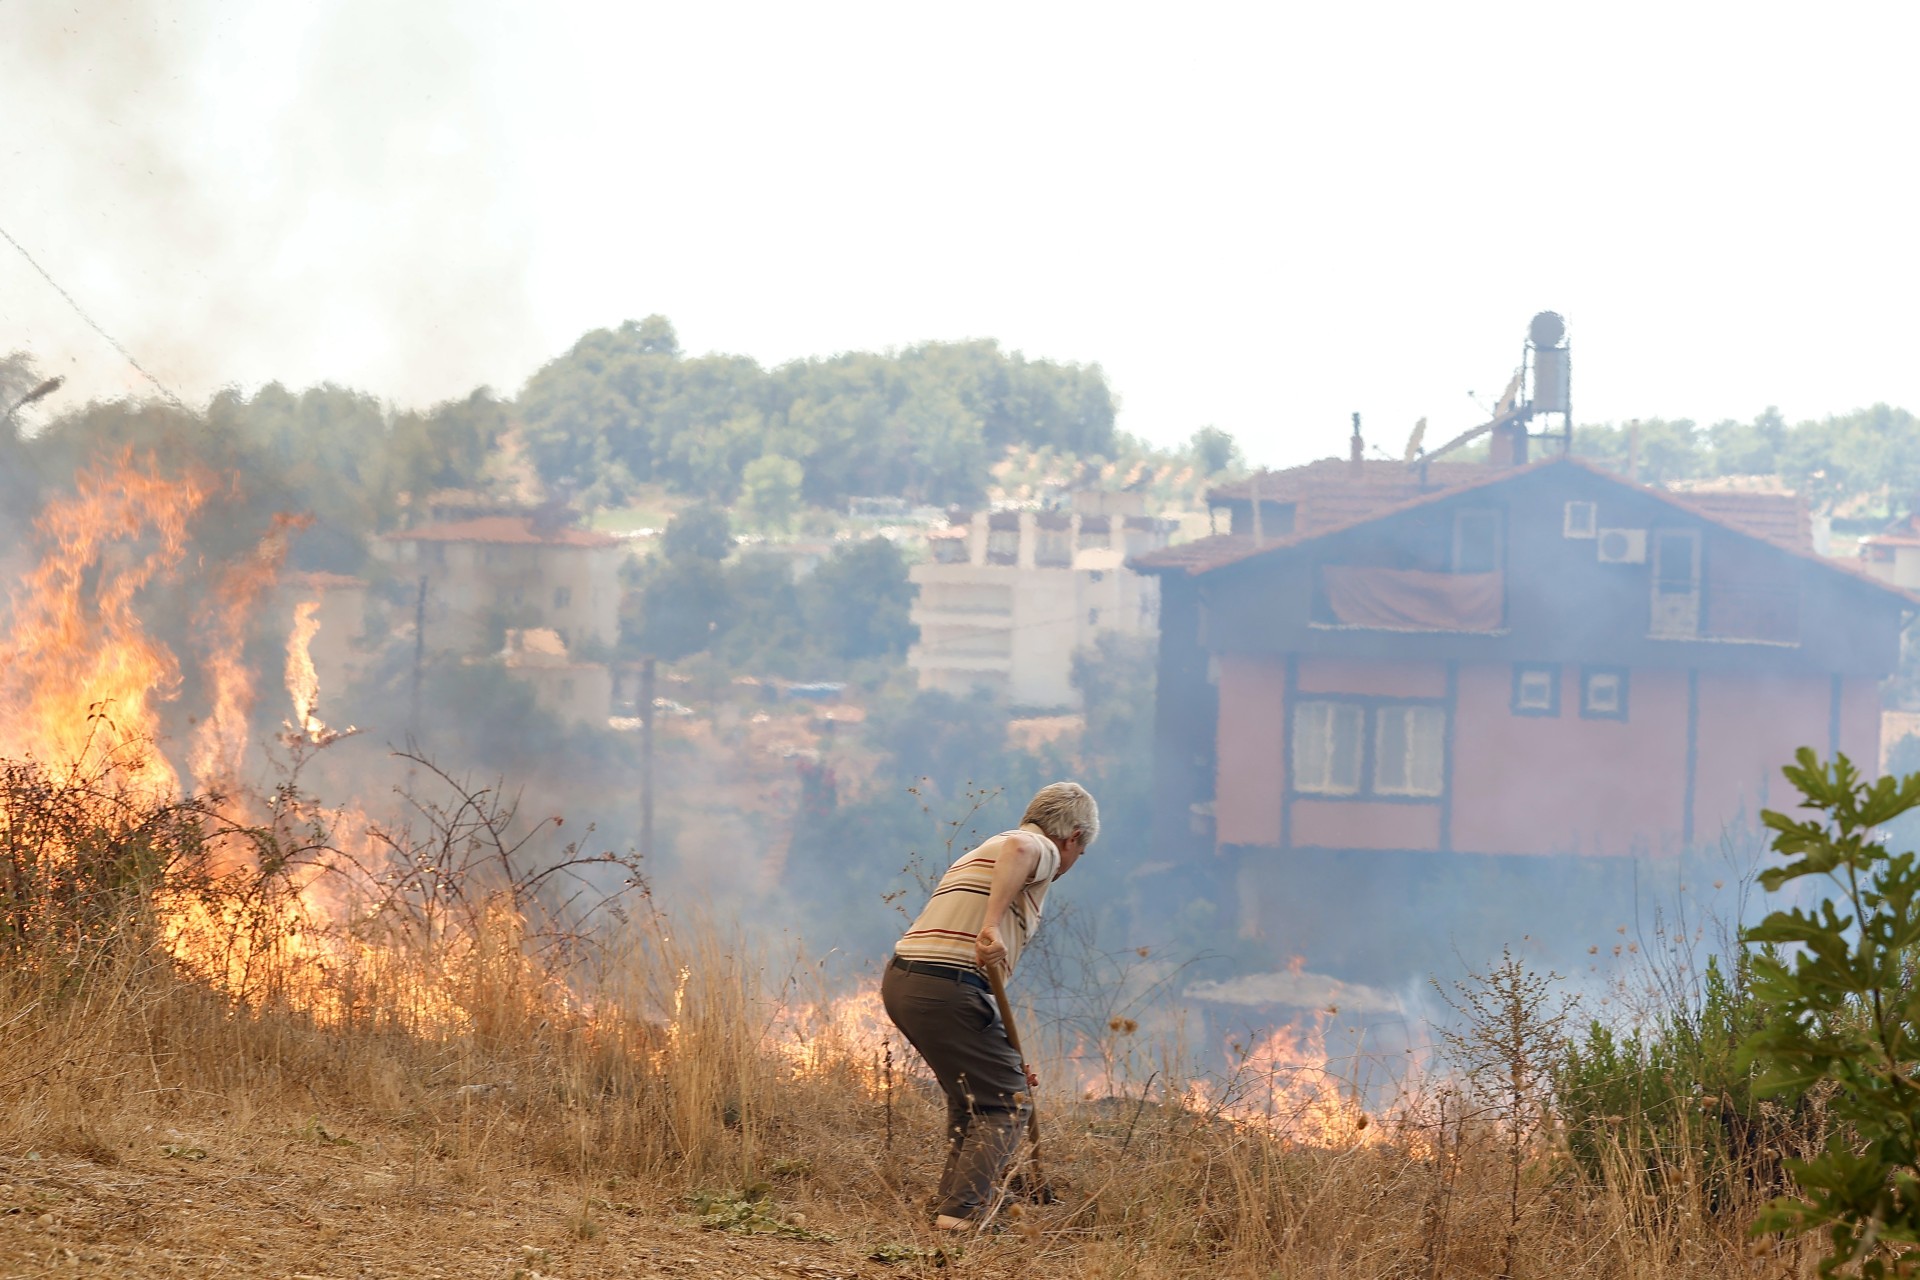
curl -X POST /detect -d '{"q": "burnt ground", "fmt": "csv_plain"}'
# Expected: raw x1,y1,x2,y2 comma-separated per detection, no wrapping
0,1142,1045,1280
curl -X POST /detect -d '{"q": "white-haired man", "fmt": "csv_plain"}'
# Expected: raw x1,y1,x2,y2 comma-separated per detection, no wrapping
879,781,1099,1232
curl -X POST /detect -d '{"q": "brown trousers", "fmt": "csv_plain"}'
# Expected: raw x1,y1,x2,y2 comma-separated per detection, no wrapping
879,961,1029,1221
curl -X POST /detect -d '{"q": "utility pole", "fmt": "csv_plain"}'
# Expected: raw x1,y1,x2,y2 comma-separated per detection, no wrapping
639,655,656,860
409,575,428,742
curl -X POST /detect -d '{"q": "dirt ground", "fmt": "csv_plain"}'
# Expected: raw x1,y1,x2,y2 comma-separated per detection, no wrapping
0,1141,1040,1279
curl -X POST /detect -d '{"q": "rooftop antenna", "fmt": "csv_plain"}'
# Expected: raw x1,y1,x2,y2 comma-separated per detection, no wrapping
1402,416,1428,463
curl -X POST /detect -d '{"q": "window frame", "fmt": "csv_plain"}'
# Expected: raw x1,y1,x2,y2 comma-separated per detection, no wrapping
1371,704,1447,798
1511,663,1561,717
1563,500,1598,539
1289,696,1448,803
1579,666,1630,721
1290,700,1366,797
1452,508,1504,574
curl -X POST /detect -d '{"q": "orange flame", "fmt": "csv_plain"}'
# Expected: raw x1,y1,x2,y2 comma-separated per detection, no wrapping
189,512,309,789
0,451,210,793
286,598,326,738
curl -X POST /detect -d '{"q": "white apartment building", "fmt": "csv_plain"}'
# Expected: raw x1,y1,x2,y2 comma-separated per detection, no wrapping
909,494,1174,708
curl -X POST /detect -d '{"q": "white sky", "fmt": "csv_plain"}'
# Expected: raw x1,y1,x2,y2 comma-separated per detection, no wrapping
3,1,1918,468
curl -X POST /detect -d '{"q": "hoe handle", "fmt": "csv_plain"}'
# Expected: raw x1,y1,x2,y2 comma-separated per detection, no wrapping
986,968,1043,1160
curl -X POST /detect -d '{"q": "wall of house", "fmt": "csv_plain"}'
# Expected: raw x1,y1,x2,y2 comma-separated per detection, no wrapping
1449,663,1690,858
1210,652,1882,859
1150,576,1216,863
387,541,622,657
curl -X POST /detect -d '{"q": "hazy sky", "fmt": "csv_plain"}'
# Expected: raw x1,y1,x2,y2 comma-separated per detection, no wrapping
4,2,1917,467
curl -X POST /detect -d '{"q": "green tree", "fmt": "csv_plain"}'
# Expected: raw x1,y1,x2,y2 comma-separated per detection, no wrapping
661,503,734,563
798,537,918,662
1190,425,1242,476
739,454,805,533
1709,406,1788,476
1571,418,1706,485
1741,749,1920,1276
637,558,733,661
712,553,808,675
385,389,512,522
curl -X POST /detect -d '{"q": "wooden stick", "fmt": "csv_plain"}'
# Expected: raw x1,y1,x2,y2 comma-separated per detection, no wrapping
986,967,1044,1176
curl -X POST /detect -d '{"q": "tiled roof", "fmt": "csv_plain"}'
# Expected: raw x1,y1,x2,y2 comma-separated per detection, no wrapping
1133,455,1915,604
381,515,620,548
285,570,366,591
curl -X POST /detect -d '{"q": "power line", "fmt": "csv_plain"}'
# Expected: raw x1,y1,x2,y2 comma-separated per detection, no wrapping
0,221,189,411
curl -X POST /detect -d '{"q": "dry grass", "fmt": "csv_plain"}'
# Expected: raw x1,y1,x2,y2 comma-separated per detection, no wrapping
0,758,1829,1278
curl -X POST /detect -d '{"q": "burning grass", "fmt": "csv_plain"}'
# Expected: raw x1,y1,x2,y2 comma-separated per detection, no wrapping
0,453,1831,1274
0,753,1831,1277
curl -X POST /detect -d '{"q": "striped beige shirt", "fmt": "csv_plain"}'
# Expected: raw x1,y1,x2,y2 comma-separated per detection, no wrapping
895,830,1061,977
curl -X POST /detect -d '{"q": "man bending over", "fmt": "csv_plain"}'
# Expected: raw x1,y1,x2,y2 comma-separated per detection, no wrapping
879,781,1098,1232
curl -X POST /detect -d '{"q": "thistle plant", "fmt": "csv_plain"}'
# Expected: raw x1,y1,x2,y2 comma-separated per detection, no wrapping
1743,749,1920,1277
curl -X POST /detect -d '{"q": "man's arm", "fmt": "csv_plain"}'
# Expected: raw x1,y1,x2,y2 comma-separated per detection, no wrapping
972,831,1044,974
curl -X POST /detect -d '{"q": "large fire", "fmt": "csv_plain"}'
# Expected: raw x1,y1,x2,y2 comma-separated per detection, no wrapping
3,452,1408,1155
0,452,209,794
0,453,542,1035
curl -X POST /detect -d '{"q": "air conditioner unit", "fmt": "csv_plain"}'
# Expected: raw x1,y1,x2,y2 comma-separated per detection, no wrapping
1596,528,1647,564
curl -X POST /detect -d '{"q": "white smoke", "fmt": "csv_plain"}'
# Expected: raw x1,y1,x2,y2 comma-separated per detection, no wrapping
0,1,539,416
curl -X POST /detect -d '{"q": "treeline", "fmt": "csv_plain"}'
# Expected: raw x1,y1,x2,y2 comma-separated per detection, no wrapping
1574,404,1920,518
517,316,1118,508
2,316,1127,563
628,504,916,674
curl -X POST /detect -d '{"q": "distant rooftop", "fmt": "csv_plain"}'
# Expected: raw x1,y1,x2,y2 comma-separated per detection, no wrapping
382,514,620,549
1135,455,1839,585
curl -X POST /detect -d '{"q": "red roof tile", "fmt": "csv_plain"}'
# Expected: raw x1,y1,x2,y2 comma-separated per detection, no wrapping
1135,455,1916,604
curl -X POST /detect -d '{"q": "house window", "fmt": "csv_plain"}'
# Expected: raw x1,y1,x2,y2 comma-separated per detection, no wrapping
1452,509,1502,573
554,586,573,609
1581,667,1629,720
1373,705,1446,796
1292,700,1447,799
1650,529,1701,638
1512,663,1560,716
1292,701,1365,795
1036,528,1072,567
1087,608,1100,626
1564,501,1598,539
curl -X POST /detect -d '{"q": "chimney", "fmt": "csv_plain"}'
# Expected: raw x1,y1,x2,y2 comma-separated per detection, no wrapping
1349,412,1364,477
1489,420,1529,468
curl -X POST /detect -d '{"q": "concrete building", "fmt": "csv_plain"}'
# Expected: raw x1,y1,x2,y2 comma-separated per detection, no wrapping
502,627,617,727
1860,512,1920,590
908,494,1174,708
376,513,624,658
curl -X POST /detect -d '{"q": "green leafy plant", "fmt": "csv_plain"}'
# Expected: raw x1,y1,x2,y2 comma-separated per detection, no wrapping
1742,748,1920,1277
1558,949,1817,1213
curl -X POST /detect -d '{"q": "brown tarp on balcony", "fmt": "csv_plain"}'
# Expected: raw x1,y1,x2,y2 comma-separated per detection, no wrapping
1322,568,1504,631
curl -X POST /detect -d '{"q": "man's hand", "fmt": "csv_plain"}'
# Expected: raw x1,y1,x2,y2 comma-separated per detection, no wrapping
1022,1062,1039,1089
974,923,1008,975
